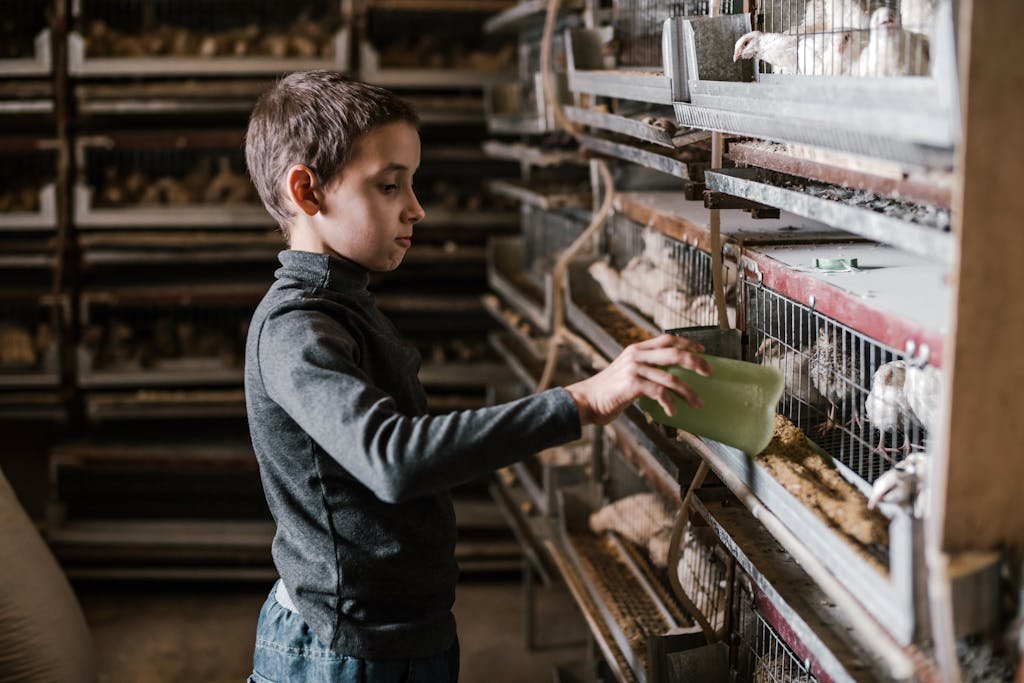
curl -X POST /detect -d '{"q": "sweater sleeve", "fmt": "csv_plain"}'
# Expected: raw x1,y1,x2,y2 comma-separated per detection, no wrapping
256,305,582,503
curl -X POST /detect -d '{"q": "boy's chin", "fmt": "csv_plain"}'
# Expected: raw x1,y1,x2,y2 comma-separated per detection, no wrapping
372,255,406,272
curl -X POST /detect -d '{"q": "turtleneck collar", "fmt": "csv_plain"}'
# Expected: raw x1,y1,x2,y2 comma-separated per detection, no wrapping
276,250,370,293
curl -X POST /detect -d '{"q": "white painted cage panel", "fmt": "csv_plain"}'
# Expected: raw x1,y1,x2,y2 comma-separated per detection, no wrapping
744,281,930,491
596,211,725,331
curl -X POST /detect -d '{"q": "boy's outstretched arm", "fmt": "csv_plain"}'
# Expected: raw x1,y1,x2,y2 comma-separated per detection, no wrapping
565,333,711,426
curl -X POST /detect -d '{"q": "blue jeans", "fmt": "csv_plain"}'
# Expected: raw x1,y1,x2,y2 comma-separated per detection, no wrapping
249,582,459,683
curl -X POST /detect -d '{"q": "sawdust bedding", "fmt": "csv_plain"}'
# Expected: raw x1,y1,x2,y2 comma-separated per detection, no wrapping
579,301,654,348
755,415,890,574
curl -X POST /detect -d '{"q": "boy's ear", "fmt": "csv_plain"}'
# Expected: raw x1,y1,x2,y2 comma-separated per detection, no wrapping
285,165,321,217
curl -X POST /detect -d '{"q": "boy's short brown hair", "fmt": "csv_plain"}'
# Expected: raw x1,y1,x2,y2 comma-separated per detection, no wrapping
245,70,419,239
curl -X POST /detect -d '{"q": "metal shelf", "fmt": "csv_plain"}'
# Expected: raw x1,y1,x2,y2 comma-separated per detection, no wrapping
483,0,581,35
74,184,274,229
727,141,954,210
580,134,705,181
614,191,856,254
486,236,553,333
706,168,954,265
359,41,514,89
482,140,585,168
565,106,703,150
67,30,350,77
487,179,591,211
419,206,517,230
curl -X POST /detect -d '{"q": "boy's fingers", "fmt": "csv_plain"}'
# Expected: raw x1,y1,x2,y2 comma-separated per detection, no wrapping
637,366,703,409
634,347,712,376
634,333,704,353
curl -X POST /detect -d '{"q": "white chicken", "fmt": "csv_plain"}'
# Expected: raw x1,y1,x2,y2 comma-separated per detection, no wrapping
619,255,664,319
898,0,937,34
854,7,930,77
904,363,942,435
809,327,862,431
734,28,866,75
865,360,913,454
733,0,872,75
757,338,827,409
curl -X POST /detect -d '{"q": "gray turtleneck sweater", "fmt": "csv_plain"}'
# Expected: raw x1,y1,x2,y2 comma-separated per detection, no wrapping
244,250,581,660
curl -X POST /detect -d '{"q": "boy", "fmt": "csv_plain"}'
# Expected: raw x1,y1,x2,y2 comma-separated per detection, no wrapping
243,70,709,682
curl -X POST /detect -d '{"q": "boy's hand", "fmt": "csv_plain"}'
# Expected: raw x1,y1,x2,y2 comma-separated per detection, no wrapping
564,334,711,426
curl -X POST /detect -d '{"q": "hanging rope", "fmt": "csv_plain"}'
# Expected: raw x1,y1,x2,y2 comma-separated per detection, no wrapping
535,0,616,391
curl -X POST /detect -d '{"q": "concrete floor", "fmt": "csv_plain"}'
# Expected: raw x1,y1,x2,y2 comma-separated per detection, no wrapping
76,575,589,683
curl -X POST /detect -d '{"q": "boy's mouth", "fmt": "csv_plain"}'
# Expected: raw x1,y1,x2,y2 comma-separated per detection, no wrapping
395,236,412,248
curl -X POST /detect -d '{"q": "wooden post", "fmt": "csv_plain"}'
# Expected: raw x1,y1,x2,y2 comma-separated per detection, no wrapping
937,0,1024,554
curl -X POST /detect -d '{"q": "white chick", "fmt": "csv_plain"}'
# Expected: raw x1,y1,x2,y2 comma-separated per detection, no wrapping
904,363,942,434
854,7,930,78
587,259,621,303
868,452,924,510
809,327,863,431
865,360,913,454
757,338,827,409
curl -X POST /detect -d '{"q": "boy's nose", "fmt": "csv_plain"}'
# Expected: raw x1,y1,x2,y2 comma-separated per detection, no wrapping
405,193,426,224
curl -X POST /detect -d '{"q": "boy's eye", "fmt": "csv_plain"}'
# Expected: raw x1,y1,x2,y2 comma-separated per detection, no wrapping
381,184,399,194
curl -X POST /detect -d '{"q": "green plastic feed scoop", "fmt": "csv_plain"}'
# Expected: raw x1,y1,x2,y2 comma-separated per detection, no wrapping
638,354,784,455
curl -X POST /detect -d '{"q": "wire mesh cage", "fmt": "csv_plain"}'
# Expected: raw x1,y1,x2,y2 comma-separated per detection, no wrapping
598,211,723,330
674,517,732,636
365,9,513,72
522,206,588,283
613,0,712,67
0,298,61,383
74,0,345,59
743,280,928,488
80,145,256,208
751,0,934,78
0,149,57,229
1,0,51,61
78,298,250,386
732,575,818,682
